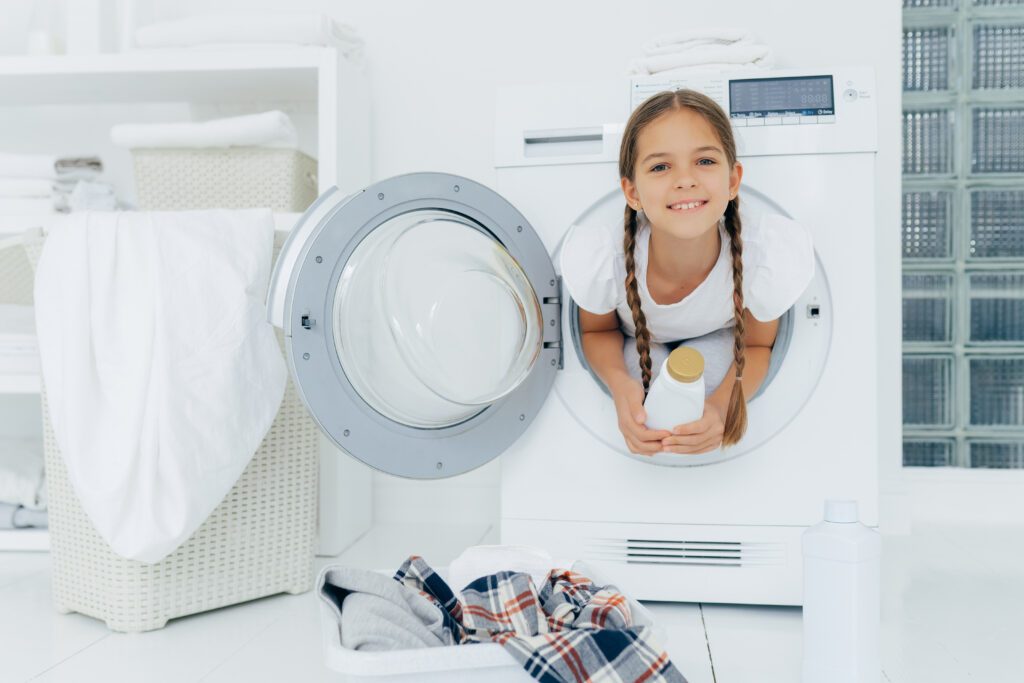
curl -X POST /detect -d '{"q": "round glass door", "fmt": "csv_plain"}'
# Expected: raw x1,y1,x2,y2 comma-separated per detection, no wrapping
267,172,561,479
333,209,544,428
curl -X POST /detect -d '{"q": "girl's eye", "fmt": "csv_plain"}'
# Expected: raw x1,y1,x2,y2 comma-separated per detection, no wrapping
651,163,668,172
698,158,716,166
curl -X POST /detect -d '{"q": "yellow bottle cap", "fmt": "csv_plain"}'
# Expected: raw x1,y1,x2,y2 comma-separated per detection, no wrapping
666,346,704,383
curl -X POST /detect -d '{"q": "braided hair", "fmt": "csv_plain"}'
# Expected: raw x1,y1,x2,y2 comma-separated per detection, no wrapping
619,90,748,446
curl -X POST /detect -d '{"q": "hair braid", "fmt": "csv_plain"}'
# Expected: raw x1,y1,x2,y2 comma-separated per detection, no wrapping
623,206,654,392
721,197,748,446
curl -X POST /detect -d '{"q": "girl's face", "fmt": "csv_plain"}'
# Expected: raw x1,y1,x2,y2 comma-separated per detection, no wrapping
621,108,742,241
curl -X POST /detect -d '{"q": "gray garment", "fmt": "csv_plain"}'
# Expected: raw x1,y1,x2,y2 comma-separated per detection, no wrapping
0,502,48,529
622,326,736,397
318,566,454,652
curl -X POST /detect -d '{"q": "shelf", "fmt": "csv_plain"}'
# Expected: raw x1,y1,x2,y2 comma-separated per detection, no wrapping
0,47,373,555
0,47,331,106
0,528,49,552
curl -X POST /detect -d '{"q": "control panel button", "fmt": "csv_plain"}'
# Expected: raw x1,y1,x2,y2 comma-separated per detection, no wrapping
763,117,782,126
731,118,748,127
782,116,800,125
843,88,858,102
817,115,836,124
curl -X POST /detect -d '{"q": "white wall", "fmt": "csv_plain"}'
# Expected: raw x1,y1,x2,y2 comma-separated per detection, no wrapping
0,0,904,531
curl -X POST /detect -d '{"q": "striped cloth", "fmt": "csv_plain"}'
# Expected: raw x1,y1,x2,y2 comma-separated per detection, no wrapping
394,556,687,683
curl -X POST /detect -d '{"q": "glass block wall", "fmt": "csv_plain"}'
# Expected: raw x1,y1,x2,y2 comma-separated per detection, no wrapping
902,0,1024,468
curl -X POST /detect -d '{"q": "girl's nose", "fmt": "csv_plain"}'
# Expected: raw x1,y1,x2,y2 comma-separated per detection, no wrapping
674,174,697,189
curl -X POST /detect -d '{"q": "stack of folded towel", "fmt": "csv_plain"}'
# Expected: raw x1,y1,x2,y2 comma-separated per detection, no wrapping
629,28,774,76
0,436,47,530
0,153,116,214
111,110,298,150
134,13,364,64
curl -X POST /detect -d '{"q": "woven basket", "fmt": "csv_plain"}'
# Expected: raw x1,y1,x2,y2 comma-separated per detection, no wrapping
22,227,319,633
132,147,318,212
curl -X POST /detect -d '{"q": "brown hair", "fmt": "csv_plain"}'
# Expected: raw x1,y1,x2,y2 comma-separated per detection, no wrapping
619,89,747,446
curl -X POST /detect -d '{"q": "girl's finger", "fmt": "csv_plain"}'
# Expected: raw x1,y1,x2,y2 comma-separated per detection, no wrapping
663,433,708,448
640,437,666,454
632,444,657,456
627,437,657,455
666,435,724,455
672,419,709,436
634,427,672,442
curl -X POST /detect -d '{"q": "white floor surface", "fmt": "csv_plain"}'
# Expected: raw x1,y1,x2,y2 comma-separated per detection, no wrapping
2,520,1023,682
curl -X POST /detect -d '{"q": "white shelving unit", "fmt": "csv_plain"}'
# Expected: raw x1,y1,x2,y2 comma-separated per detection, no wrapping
0,47,374,554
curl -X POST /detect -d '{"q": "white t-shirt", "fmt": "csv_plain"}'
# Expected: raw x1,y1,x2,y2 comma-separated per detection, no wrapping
559,209,814,343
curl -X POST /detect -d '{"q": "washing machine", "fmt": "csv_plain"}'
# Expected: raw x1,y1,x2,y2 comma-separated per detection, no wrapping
266,67,880,607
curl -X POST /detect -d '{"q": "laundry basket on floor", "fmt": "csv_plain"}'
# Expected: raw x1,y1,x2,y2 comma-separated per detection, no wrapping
22,226,319,633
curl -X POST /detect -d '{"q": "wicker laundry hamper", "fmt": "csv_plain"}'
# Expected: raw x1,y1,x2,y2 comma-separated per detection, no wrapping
132,147,318,212
22,228,319,633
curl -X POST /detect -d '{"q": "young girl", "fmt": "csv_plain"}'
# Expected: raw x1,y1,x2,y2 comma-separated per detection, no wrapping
560,89,814,456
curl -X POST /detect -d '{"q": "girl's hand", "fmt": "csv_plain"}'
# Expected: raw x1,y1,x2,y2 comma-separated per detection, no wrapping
609,377,672,456
661,402,726,455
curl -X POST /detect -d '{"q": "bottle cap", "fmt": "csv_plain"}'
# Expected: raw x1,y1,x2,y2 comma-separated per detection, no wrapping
666,346,704,383
824,499,859,523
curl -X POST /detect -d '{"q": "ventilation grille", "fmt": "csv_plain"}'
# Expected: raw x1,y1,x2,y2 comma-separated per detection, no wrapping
584,537,786,567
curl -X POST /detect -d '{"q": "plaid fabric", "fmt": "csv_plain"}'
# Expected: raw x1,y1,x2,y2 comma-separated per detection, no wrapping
393,556,687,683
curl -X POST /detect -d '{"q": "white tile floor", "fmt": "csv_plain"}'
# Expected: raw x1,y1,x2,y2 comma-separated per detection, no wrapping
2,521,1023,682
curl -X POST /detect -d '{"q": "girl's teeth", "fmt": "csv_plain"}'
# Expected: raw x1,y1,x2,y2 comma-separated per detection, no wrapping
672,201,704,210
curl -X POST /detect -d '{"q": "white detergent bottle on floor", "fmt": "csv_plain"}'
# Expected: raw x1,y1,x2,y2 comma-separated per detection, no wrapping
643,346,705,431
801,499,882,683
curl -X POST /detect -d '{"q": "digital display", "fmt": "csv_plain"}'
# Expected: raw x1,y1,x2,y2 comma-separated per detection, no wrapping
729,76,835,118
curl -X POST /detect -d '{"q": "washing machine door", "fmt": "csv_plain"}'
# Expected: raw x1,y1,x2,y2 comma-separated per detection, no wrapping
267,173,561,479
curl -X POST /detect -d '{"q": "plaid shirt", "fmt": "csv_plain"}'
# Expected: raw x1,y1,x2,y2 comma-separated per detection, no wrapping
393,556,687,683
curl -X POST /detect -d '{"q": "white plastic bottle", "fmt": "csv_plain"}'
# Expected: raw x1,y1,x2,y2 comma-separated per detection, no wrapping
643,346,705,431
801,499,882,683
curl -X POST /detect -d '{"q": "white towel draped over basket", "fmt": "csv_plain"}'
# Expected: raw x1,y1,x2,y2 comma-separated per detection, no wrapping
33,209,287,563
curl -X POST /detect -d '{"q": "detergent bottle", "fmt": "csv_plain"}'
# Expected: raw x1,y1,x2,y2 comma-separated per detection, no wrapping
643,346,705,431
801,499,882,683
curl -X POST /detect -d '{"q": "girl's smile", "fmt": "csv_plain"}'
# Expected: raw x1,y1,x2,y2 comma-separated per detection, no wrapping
666,199,709,212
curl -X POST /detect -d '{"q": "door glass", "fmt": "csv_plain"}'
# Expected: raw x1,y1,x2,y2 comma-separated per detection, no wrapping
333,209,543,428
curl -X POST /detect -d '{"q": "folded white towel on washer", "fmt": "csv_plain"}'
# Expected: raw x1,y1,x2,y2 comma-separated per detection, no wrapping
110,110,298,150
631,44,773,75
135,13,364,62
630,28,773,75
641,27,755,55
33,209,286,563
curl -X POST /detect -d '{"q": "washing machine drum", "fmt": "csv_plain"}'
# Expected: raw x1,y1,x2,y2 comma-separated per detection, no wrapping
267,173,561,479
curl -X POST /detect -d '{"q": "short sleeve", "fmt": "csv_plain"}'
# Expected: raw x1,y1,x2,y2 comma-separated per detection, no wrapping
558,222,621,315
742,213,815,322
